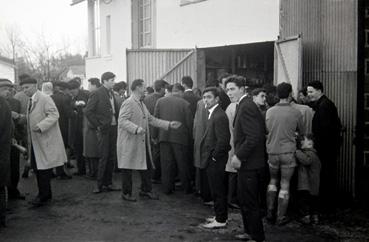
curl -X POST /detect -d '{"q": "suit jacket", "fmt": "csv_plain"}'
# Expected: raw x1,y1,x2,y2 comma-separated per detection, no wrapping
311,95,341,154
0,96,12,186
183,90,201,119
117,94,170,170
153,94,193,146
51,91,74,145
27,91,66,170
200,105,230,169
219,88,231,110
84,86,119,132
143,92,163,115
233,97,266,170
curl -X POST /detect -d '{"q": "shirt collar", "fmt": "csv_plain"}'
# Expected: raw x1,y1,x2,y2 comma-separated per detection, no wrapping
207,104,219,119
31,91,37,101
237,94,247,104
185,89,192,92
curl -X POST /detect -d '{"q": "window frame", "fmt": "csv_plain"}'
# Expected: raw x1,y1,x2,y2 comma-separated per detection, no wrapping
93,0,101,56
106,15,111,55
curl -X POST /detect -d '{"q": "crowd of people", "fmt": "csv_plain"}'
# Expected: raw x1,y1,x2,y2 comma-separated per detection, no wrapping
0,71,342,242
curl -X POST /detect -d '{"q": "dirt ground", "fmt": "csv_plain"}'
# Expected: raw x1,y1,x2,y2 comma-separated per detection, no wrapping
1,163,369,242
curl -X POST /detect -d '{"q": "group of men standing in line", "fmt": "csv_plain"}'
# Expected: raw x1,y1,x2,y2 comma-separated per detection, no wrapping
0,70,341,242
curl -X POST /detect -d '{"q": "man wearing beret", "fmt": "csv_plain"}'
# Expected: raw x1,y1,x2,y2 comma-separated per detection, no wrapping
20,77,67,207
84,72,120,193
0,79,26,200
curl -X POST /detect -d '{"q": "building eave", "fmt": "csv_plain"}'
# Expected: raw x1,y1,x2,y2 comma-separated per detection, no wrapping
70,0,85,6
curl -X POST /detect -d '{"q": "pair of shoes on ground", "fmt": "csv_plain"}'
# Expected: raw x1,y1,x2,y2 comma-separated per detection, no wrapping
200,216,227,229
235,233,265,242
28,197,51,208
93,185,121,194
299,214,319,225
121,191,159,202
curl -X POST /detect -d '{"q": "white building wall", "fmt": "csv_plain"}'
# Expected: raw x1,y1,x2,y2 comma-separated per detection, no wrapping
84,0,279,84
156,0,279,48
0,62,15,83
85,0,131,82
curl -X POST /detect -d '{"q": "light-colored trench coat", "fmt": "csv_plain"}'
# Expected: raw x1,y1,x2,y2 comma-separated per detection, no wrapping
27,91,67,170
117,94,169,170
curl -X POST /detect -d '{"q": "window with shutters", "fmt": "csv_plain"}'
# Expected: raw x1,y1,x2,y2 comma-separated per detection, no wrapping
138,0,152,48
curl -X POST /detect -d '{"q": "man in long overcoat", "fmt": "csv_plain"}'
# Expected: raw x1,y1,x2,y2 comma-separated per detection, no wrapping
117,79,181,202
0,95,12,227
21,78,67,207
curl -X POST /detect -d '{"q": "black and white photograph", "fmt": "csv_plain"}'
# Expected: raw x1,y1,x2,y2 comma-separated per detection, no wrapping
0,0,368,241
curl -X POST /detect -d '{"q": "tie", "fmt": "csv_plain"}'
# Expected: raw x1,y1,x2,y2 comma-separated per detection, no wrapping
28,98,32,113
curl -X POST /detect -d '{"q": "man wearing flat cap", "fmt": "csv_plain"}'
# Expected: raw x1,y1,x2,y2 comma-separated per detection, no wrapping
0,79,26,200
85,71,120,193
20,77,67,207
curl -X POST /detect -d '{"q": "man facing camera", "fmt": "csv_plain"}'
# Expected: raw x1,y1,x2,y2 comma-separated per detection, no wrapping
199,87,230,229
21,78,68,207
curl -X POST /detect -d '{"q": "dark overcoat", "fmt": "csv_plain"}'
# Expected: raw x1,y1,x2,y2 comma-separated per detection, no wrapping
0,97,13,186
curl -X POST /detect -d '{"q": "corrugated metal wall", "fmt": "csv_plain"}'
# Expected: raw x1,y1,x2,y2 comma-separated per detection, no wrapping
126,49,197,88
280,0,358,195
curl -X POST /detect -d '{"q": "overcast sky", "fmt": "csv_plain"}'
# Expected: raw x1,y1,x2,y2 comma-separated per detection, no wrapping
0,0,87,55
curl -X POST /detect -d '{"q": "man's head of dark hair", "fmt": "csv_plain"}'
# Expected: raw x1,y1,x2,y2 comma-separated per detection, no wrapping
206,79,219,87
202,87,219,98
181,76,193,89
262,83,277,95
68,79,81,90
146,86,154,94
154,79,168,92
252,88,266,97
299,87,307,96
307,80,323,92
276,82,292,99
218,72,231,82
225,75,246,89
172,83,185,93
88,78,101,88
19,74,30,82
113,81,127,92
131,79,144,91
166,84,173,93
101,71,116,83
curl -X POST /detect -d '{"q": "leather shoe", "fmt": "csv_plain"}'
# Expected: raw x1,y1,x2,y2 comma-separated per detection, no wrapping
121,193,137,202
29,197,49,208
200,220,227,229
104,185,121,192
235,233,251,241
139,191,159,200
93,187,103,194
228,203,240,209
